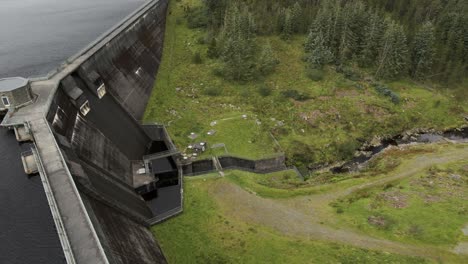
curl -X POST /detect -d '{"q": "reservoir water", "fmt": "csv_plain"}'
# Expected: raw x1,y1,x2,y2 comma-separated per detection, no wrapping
0,0,146,78
0,0,146,263
0,126,65,264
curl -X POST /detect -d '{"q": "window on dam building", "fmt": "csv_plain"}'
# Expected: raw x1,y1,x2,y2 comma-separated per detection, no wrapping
1,96,10,107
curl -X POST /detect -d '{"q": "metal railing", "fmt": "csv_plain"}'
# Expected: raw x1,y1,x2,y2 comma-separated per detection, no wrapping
30,144,76,264
41,117,109,264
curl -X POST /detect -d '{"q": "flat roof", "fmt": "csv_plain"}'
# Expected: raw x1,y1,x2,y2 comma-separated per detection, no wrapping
0,77,28,92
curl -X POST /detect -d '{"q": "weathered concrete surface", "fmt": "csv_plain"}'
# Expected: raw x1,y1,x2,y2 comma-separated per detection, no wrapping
31,118,108,264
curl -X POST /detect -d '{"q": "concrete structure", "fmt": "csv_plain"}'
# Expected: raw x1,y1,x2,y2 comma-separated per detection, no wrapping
182,154,287,176
0,77,33,110
0,0,179,263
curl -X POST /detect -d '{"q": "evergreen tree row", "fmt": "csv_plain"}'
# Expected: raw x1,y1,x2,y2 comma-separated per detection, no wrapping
191,0,467,84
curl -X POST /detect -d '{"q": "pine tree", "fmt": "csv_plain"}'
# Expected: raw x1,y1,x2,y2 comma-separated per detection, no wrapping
207,38,219,59
290,2,303,33
305,30,333,69
220,6,257,81
359,10,386,67
276,8,286,33
203,0,227,29
281,9,293,40
411,21,436,80
375,21,409,79
258,42,279,76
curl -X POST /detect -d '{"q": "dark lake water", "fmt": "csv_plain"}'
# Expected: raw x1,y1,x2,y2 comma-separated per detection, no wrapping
0,0,145,262
0,0,146,78
0,126,65,264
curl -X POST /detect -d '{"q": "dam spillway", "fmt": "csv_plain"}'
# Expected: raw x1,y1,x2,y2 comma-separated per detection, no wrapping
0,0,179,263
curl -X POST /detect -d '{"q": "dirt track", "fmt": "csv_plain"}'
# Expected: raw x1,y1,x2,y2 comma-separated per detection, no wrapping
208,144,468,261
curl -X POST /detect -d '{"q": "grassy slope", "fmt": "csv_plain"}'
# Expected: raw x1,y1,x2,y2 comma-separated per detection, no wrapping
333,160,468,247
144,0,468,164
209,144,468,252
152,175,427,264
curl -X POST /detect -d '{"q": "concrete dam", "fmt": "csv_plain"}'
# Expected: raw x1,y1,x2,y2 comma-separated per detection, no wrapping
0,0,179,263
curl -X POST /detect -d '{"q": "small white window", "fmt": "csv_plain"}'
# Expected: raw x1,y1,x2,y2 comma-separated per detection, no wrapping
135,67,142,76
97,83,106,99
80,101,91,116
2,96,10,107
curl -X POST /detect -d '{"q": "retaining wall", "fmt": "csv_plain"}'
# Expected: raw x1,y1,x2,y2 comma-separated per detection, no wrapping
182,154,287,176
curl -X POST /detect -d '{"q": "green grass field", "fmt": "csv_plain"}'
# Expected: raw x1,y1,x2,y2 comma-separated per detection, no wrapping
332,160,468,247
152,175,428,264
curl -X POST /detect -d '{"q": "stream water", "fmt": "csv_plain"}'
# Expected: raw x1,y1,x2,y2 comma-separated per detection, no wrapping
332,127,468,173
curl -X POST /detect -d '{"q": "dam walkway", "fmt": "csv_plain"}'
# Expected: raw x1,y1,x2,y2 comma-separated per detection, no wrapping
31,118,108,264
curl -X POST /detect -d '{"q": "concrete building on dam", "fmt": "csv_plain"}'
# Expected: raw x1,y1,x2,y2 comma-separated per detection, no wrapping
0,0,179,263
0,77,34,111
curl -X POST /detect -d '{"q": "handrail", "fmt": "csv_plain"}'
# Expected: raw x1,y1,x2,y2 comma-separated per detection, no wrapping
143,149,179,161
41,117,110,264
148,206,183,225
29,131,76,264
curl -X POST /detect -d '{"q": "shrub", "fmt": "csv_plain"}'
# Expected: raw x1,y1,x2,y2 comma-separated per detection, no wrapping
335,140,359,161
373,83,400,104
196,36,206,45
257,84,272,97
306,68,324,81
408,225,424,238
192,52,203,64
212,67,224,77
202,87,221,96
281,89,310,101
186,7,208,29
338,66,362,81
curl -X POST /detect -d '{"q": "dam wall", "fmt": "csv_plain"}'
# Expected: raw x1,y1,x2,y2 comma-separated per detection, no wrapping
39,0,172,263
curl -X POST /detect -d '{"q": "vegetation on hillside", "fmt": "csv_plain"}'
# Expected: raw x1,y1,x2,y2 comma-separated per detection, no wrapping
145,0,467,171
153,175,429,264
188,0,467,84
148,2,468,261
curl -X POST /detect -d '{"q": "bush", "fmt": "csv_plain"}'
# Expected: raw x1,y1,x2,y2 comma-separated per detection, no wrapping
338,66,362,81
281,89,311,101
257,84,272,97
212,67,223,77
196,36,206,45
192,52,203,64
186,7,208,29
335,139,359,161
373,83,400,104
202,87,221,96
306,68,324,81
